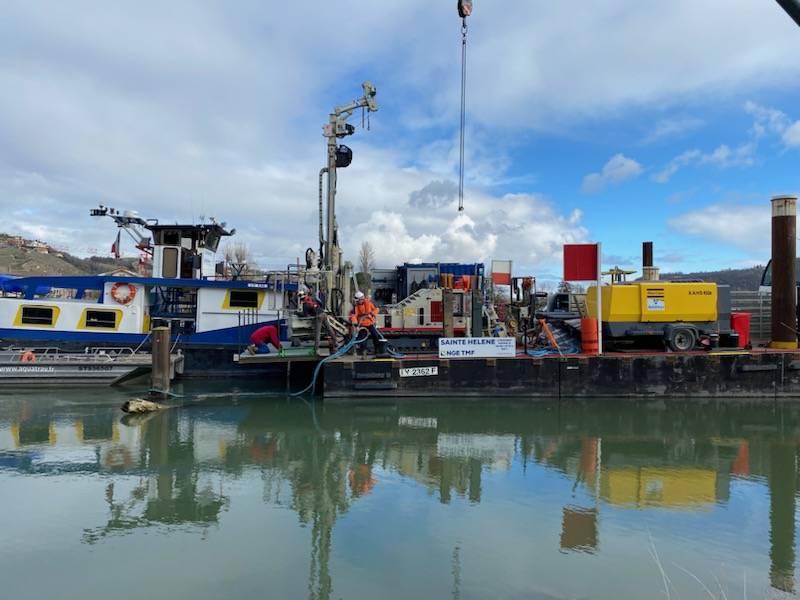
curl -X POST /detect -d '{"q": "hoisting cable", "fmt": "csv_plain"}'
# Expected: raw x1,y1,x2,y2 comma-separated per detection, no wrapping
457,1,472,212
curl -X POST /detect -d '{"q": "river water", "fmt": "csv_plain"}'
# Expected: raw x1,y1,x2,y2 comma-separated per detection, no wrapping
1,384,798,599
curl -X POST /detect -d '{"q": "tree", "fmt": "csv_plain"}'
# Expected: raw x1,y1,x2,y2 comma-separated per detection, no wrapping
357,241,375,292
358,241,375,276
224,241,254,279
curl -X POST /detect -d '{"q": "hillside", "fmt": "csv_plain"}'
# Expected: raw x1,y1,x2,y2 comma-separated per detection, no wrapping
0,233,138,277
659,266,764,291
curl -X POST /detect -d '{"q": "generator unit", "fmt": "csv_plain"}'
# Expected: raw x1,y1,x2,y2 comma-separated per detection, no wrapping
586,281,739,351
375,287,471,351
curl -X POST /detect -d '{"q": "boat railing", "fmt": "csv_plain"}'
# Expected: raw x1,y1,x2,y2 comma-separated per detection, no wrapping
1,346,143,363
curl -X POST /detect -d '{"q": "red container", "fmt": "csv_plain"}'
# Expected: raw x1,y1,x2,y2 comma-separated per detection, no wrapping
730,312,752,348
581,318,599,354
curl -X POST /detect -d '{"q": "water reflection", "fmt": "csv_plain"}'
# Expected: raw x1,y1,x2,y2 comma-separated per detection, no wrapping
1,395,799,598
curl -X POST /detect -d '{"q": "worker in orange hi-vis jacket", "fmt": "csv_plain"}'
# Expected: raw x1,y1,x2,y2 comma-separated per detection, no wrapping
349,291,383,357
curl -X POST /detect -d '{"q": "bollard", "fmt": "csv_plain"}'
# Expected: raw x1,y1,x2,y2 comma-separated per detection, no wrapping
151,326,171,393
770,195,798,349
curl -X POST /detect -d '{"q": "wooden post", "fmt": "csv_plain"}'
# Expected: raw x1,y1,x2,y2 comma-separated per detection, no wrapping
442,288,455,338
151,326,171,394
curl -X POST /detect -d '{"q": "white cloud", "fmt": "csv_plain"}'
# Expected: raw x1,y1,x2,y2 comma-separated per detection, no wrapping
784,121,800,147
653,143,755,183
0,0,798,275
343,174,588,273
461,0,800,130
745,101,800,148
643,117,705,144
668,204,769,255
582,154,642,193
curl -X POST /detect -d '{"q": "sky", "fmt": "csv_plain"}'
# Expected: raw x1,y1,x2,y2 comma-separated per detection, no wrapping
1,0,799,281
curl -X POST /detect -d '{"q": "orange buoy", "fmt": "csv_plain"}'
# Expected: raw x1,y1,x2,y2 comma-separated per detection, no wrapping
581,318,599,355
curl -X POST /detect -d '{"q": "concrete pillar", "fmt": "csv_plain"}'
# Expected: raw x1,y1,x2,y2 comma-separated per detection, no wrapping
151,326,171,393
770,195,798,349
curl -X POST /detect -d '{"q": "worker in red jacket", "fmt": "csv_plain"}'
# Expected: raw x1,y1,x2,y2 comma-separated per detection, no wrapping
349,291,383,356
247,324,283,355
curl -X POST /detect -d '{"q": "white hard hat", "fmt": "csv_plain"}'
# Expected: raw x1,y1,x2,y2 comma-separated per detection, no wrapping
354,291,365,300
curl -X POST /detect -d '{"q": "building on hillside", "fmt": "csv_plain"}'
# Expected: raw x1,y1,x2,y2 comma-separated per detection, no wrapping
99,267,140,278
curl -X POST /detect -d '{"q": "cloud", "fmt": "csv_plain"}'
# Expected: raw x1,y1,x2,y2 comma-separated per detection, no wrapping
408,180,458,210
784,121,800,147
653,143,755,183
0,0,797,277
643,117,704,144
745,101,800,148
582,154,643,193
460,0,800,130
668,203,770,254
345,178,587,272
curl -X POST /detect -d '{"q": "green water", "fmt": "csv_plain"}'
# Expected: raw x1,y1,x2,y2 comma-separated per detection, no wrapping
1,385,799,600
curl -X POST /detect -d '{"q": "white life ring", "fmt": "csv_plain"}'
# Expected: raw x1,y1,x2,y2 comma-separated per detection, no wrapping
111,282,137,305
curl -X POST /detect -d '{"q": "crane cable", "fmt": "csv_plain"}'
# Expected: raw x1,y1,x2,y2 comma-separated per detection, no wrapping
458,16,468,212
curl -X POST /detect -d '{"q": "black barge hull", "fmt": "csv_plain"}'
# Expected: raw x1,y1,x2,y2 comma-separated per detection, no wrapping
323,350,800,400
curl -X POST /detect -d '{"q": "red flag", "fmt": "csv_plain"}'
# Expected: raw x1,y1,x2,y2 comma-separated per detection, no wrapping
111,230,121,259
491,259,512,285
563,244,599,281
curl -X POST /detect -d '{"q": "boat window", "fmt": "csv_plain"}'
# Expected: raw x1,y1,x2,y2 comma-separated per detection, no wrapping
162,247,179,278
204,231,221,252
229,290,259,308
21,306,54,326
85,310,118,329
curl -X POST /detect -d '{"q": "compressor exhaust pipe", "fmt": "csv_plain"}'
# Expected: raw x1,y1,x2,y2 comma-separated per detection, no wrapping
642,241,659,281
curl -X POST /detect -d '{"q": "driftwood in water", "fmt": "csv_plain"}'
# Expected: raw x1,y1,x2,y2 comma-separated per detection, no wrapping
121,398,167,414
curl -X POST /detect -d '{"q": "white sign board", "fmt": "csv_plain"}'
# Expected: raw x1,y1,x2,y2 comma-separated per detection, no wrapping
399,366,439,377
439,337,516,359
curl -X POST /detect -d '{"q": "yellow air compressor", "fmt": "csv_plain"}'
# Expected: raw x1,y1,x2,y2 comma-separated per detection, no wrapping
585,281,737,351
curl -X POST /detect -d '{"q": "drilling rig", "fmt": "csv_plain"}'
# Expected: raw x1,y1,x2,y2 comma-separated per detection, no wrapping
316,81,378,317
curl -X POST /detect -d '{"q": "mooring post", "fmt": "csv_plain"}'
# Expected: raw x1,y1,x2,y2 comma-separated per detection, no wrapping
442,288,455,338
770,195,798,349
151,326,171,394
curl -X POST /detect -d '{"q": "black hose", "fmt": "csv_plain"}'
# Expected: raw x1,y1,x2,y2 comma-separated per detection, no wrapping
305,247,315,270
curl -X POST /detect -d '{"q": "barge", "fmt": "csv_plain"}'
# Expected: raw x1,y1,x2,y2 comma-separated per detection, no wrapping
321,349,800,400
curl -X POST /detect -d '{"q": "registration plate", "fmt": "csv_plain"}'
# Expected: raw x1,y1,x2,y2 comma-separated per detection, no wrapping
399,366,439,378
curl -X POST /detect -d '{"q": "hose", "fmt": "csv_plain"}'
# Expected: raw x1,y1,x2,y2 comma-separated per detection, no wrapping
290,318,405,396
290,333,367,396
